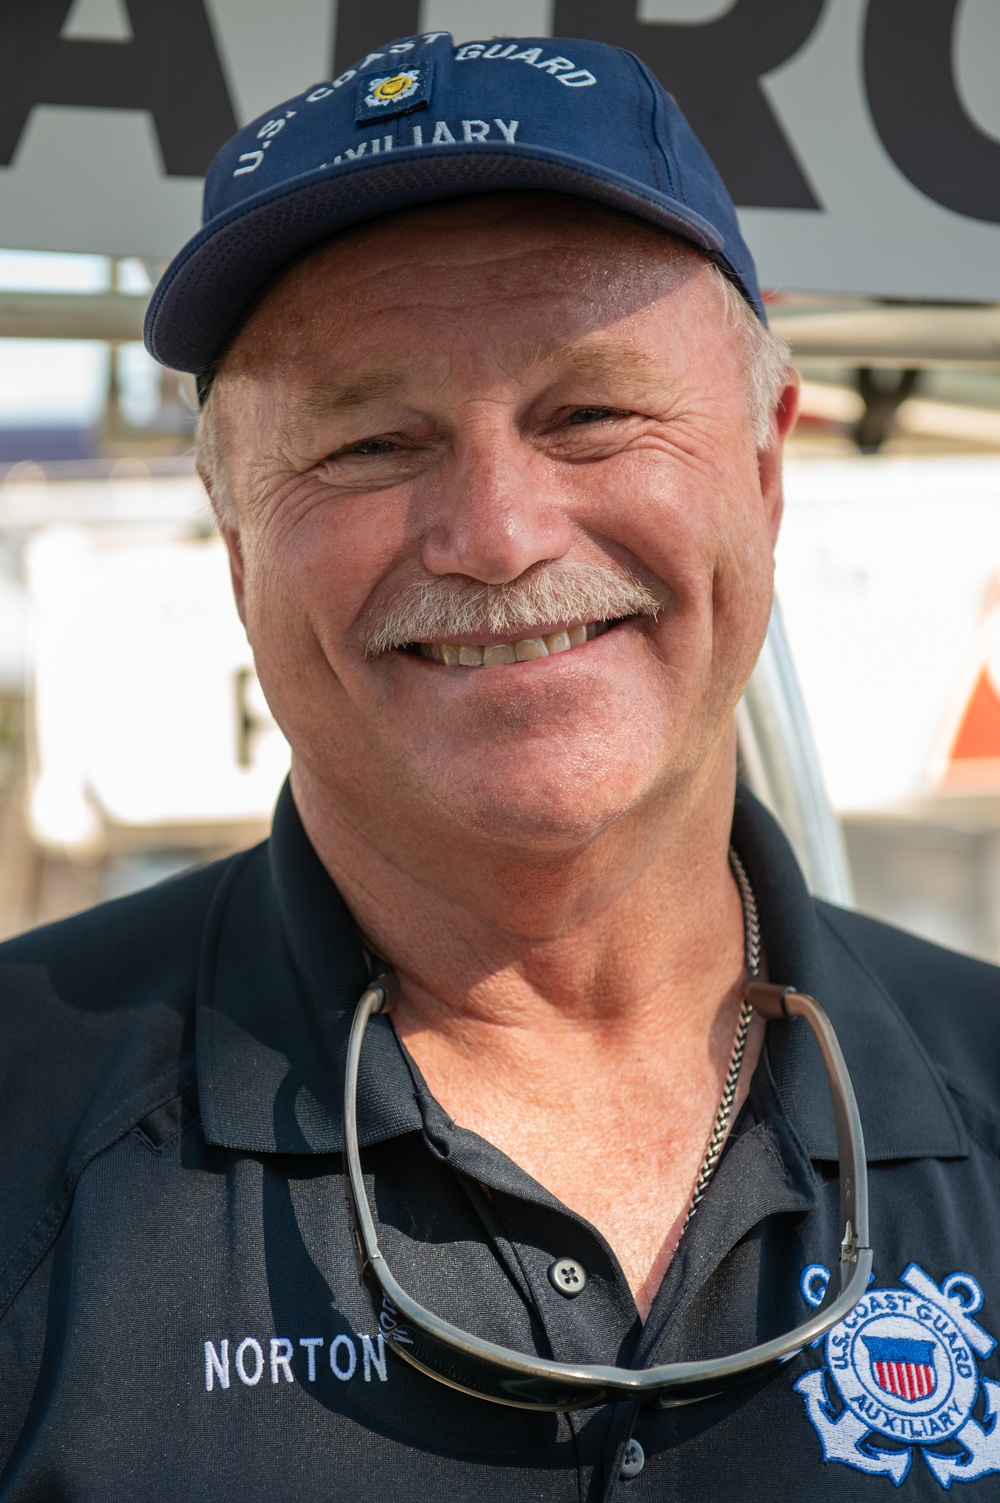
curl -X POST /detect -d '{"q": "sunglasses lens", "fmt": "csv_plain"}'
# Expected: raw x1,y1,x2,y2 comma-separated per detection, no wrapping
387,1324,611,1411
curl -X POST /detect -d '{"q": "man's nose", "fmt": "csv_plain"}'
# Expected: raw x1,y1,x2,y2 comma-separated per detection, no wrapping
420,429,574,584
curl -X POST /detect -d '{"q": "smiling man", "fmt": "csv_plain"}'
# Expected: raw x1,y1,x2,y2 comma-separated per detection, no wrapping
205,191,788,1326
3,31,1000,1503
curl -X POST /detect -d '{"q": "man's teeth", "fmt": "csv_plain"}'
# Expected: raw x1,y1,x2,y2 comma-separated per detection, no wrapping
418,620,611,666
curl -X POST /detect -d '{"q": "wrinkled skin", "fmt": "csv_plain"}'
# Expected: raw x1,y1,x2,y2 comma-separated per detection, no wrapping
208,194,800,1313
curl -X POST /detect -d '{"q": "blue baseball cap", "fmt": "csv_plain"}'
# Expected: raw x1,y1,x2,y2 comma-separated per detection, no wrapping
144,31,765,377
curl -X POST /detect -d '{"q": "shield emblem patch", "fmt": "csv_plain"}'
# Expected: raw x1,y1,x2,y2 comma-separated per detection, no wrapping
862,1335,937,1401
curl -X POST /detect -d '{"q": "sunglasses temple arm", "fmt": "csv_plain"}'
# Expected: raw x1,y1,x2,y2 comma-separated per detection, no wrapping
748,983,871,1305
343,975,397,1270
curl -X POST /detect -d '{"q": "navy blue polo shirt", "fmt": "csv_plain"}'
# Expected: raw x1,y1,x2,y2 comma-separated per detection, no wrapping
1,783,999,1499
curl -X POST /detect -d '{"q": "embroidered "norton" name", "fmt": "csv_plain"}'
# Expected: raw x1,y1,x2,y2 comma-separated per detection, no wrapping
203,1331,388,1390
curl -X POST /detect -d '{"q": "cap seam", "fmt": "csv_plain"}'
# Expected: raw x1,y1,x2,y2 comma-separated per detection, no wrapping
625,50,677,200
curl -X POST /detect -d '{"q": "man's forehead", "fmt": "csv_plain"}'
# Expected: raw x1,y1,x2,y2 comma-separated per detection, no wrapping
220,194,708,378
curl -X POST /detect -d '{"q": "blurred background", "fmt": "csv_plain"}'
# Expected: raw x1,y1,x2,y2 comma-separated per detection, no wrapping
2,0,1000,961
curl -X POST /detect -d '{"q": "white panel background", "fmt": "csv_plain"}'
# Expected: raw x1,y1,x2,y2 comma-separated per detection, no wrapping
0,0,998,299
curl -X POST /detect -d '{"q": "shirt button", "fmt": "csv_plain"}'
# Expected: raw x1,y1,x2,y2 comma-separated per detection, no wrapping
620,1438,645,1479
548,1257,587,1296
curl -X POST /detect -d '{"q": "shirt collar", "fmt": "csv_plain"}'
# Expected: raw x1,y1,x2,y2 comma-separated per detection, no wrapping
731,788,966,1162
196,779,966,1162
196,780,420,1153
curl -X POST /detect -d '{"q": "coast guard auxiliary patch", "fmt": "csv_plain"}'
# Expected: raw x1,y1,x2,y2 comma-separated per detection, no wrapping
795,1261,1000,1487
356,65,432,123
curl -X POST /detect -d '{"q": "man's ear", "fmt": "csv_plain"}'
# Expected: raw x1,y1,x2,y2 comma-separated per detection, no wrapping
758,367,801,546
218,521,249,628
198,461,249,628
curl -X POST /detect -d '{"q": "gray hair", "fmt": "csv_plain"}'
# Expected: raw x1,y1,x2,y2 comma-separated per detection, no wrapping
197,259,790,527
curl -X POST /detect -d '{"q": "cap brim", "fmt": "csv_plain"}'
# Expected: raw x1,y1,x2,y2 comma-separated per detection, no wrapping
144,143,726,374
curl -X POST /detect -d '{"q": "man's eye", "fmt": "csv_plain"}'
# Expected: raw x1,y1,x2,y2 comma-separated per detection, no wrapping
348,438,396,455
567,407,624,425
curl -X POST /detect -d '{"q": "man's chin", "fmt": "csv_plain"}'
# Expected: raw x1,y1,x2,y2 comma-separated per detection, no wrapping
420,761,655,857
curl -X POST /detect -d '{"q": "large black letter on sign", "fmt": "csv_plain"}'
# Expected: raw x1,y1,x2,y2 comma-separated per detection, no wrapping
0,0,237,176
865,0,1000,224
332,0,421,76
553,0,823,208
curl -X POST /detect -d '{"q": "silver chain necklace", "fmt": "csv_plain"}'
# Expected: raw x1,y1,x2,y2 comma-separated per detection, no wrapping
684,847,761,1224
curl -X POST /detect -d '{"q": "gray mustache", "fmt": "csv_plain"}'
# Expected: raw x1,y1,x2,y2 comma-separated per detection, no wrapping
364,561,662,657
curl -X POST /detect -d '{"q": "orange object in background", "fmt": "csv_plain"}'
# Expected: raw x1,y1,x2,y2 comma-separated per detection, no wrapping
939,579,1000,791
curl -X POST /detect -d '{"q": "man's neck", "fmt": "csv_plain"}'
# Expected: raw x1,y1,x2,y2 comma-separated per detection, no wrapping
292,740,742,1016
291,740,760,1318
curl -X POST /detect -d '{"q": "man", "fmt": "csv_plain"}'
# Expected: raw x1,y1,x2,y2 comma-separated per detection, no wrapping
1,30,999,1502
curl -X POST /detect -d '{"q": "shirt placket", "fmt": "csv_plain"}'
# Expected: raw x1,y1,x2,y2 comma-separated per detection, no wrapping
417,1094,650,1487
412,1066,818,1502
598,1070,820,1499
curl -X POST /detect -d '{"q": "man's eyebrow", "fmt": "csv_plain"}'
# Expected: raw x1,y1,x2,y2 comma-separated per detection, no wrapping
530,343,661,389
283,371,406,430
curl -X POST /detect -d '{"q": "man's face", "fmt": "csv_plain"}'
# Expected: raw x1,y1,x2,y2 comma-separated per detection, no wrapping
211,195,795,862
